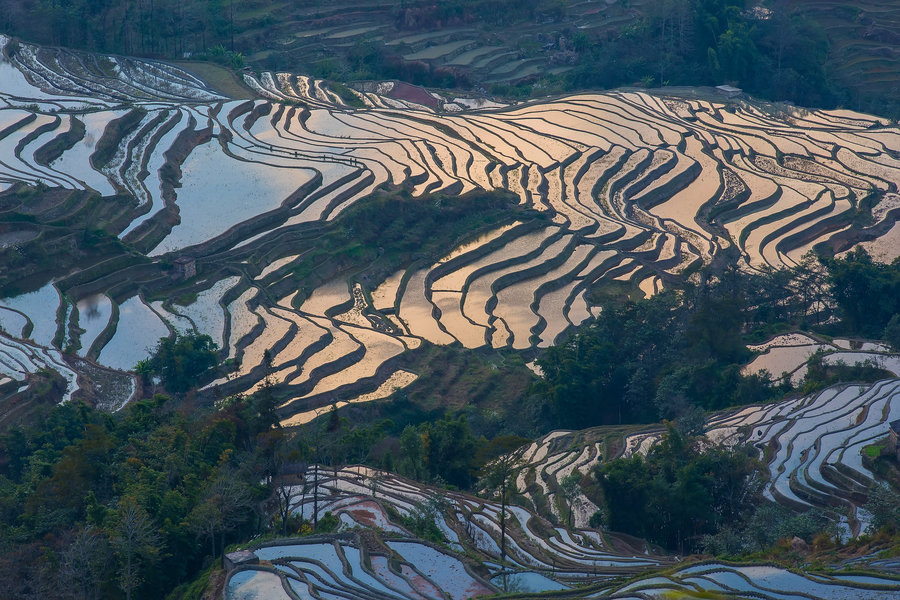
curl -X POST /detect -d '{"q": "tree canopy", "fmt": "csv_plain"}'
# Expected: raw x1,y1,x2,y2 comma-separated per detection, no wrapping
536,274,782,429
597,425,762,553
824,247,900,337
140,333,218,394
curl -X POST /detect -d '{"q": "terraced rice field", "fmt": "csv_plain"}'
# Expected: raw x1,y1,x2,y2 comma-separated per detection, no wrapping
792,0,900,113
227,536,494,600
582,562,900,599
743,332,900,384
242,0,638,92
505,376,900,542
3,35,900,423
702,379,900,536
224,463,668,599
225,461,900,599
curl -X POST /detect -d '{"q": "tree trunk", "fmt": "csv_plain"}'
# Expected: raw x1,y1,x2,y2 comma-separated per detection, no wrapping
229,0,235,52
500,486,507,567
125,551,132,600
280,486,290,535
313,465,319,531
500,488,508,592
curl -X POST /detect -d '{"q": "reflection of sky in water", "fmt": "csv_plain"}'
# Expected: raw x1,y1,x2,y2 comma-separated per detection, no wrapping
0,48,60,100
0,38,108,109
491,571,569,593
0,282,60,347
254,543,336,562
387,540,489,599
857,221,900,263
0,307,28,338
149,141,317,255
170,276,238,349
47,112,121,196
226,570,288,600
120,112,190,236
76,294,112,356
299,278,349,314
98,296,168,371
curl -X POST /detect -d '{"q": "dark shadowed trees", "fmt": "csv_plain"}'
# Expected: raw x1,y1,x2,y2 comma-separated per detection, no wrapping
597,426,761,553
144,333,218,393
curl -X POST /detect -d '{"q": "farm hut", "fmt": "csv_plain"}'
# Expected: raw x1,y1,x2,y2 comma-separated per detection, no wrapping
279,461,308,484
716,85,742,98
171,256,196,280
890,419,900,461
223,550,258,571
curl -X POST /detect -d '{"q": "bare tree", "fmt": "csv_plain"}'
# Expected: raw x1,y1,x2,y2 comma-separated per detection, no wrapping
188,498,221,559
560,470,584,529
272,479,302,535
60,525,111,600
113,499,160,600
313,463,323,531
480,452,523,580
368,469,382,499
258,428,304,535
189,472,254,558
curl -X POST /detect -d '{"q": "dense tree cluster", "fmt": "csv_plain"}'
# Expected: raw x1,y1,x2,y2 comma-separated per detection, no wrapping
701,501,837,556
317,408,528,491
0,0,248,57
824,247,900,338
535,249,900,431
566,0,839,109
0,392,282,599
137,333,218,393
536,269,794,429
597,425,762,553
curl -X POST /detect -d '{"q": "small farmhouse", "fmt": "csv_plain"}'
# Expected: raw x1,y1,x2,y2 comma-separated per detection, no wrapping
223,550,258,572
716,85,742,98
171,256,197,280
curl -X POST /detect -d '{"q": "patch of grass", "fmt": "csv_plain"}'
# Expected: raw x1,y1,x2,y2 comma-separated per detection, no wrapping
864,442,885,459
340,344,540,439
174,61,255,99
329,81,365,108
287,187,542,300
174,292,199,307
165,563,221,600
587,279,643,308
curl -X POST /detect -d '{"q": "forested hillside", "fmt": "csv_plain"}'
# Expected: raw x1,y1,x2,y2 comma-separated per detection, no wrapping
1,0,898,115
